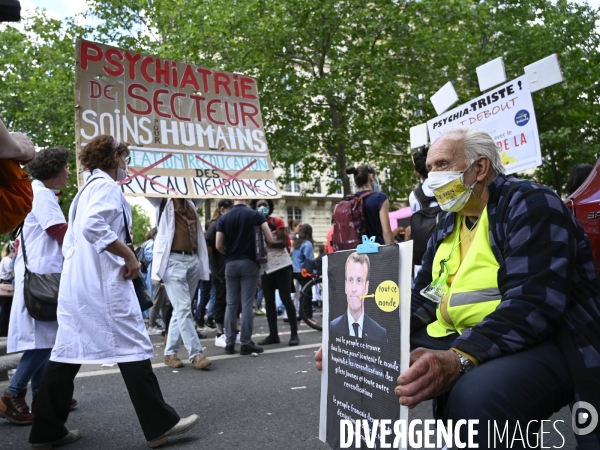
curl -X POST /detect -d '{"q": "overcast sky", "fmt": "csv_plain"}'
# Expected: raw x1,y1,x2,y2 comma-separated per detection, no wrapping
22,0,600,22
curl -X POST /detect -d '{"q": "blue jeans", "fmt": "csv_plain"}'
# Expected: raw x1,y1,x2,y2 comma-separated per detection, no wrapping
163,253,203,361
207,283,216,318
8,348,52,396
195,280,212,325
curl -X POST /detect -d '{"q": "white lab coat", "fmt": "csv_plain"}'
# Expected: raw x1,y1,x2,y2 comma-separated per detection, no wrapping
8,180,64,353
148,197,210,282
51,170,154,364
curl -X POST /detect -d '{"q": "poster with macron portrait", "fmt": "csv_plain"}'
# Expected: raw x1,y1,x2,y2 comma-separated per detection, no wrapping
319,242,413,449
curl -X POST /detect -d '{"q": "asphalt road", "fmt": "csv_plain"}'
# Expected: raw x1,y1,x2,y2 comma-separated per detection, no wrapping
0,316,576,449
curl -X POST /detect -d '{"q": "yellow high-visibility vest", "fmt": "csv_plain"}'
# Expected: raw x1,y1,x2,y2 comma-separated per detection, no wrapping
427,207,501,338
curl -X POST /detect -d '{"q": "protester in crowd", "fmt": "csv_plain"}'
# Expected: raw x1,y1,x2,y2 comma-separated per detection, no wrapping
316,127,600,447
1,146,73,426
194,278,213,332
564,162,594,197
143,228,164,336
0,118,36,235
250,199,299,346
323,225,335,255
204,199,232,337
147,195,211,370
0,242,15,283
292,224,317,325
288,219,302,244
346,165,394,245
254,281,265,315
28,135,199,449
216,199,273,355
408,145,437,214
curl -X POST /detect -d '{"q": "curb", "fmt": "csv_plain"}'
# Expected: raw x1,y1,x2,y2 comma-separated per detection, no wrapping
0,353,21,382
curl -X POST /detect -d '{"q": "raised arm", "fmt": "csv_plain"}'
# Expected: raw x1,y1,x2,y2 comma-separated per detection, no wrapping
0,119,35,164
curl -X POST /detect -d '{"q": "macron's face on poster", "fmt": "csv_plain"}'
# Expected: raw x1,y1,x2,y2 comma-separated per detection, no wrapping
345,260,369,317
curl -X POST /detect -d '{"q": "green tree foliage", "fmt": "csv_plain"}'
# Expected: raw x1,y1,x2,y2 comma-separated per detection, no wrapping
0,11,91,216
1,1,598,210
86,0,600,199
131,204,151,245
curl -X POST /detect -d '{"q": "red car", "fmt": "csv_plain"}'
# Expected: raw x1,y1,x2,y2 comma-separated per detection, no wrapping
565,159,600,279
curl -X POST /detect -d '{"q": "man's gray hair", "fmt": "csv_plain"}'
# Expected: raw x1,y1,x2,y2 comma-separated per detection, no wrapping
442,127,505,174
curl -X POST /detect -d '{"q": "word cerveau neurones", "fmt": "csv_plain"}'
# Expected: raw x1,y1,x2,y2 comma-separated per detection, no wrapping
81,42,261,127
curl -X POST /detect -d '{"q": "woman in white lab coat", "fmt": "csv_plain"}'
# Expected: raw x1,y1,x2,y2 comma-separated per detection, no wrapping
1,146,71,426
29,135,198,450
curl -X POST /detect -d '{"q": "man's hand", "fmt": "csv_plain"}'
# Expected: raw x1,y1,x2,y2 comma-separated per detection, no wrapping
394,348,461,408
315,346,323,371
9,132,35,164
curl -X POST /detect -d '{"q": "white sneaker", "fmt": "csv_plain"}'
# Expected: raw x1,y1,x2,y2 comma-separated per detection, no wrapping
235,332,241,344
147,327,162,335
214,334,227,348
260,307,266,314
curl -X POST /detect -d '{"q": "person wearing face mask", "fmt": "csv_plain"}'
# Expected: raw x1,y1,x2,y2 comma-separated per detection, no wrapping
29,135,199,449
345,165,394,246
316,126,600,448
250,199,299,346
2,146,74,426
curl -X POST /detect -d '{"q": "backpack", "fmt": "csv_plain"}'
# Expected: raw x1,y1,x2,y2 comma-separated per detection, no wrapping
410,185,445,266
331,191,374,251
135,240,151,273
0,159,33,235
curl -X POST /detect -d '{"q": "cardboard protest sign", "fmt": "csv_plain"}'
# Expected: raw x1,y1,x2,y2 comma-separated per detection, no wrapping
75,40,281,198
427,75,541,175
319,243,412,449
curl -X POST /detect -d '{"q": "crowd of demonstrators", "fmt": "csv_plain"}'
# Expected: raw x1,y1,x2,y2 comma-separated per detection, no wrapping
204,199,232,339
316,126,600,447
250,199,299,347
565,162,594,197
148,195,212,371
216,199,273,355
292,224,317,325
346,165,394,245
1,146,73,426
27,136,199,449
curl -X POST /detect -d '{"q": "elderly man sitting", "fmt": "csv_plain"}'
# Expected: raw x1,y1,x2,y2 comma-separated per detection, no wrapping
316,127,600,448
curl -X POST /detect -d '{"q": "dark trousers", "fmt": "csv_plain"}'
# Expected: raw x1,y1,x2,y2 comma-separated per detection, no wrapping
411,327,573,449
212,277,227,325
29,359,179,444
293,272,313,319
262,266,297,336
195,279,211,325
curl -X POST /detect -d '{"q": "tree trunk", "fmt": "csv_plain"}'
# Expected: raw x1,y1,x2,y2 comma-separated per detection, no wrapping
328,101,350,195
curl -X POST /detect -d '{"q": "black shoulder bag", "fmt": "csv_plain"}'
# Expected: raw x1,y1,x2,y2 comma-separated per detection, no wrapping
21,177,100,321
21,227,61,322
121,206,154,312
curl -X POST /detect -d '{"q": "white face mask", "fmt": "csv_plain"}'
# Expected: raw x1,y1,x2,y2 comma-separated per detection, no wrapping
116,167,129,182
428,165,477,212
116,155,129,182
